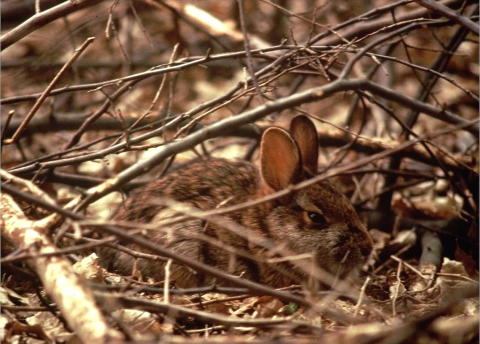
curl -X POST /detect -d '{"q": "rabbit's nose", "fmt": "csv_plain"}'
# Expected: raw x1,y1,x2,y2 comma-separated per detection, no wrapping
348,224,373,258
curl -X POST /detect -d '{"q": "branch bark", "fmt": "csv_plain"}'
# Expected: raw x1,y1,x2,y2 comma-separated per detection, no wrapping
0,174,123,343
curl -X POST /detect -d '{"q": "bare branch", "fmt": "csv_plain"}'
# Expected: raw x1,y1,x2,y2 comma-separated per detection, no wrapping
1,192,123,343
1,0,103,49
412,0,479,36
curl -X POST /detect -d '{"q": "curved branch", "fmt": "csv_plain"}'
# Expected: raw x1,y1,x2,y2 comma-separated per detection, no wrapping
1,0,103,50
74,78,476,208
412,0,479,36
358,79,478,134
1,0,63,29
7,78,477,178
313,0,471,46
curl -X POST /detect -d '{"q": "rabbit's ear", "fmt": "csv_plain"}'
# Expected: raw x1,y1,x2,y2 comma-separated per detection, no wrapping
289,115,319,176
261,127,302,191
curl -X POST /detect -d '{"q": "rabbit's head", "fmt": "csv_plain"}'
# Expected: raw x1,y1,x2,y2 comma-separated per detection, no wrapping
258,116,373,281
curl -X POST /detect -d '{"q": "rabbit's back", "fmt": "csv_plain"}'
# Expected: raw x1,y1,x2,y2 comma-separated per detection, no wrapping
114,159,260,223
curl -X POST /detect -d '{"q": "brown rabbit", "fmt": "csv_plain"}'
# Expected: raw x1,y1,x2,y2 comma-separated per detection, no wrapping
98,116,373,288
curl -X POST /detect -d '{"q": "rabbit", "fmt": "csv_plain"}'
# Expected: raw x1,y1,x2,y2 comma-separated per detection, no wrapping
98,115,373,288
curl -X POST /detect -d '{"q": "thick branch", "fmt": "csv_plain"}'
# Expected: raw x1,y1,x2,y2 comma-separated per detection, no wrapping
0,193,123,343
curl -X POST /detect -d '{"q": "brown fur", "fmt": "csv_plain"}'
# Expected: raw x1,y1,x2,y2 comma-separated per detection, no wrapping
98,116,373,288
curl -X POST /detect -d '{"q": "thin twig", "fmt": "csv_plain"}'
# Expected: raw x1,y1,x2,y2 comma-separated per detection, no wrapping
3,37,95,145
354,276,371,317
237,0,264,105
392,259,403,316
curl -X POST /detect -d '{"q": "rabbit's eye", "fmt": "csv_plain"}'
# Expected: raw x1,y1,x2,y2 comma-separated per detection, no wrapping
307,211,326,224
